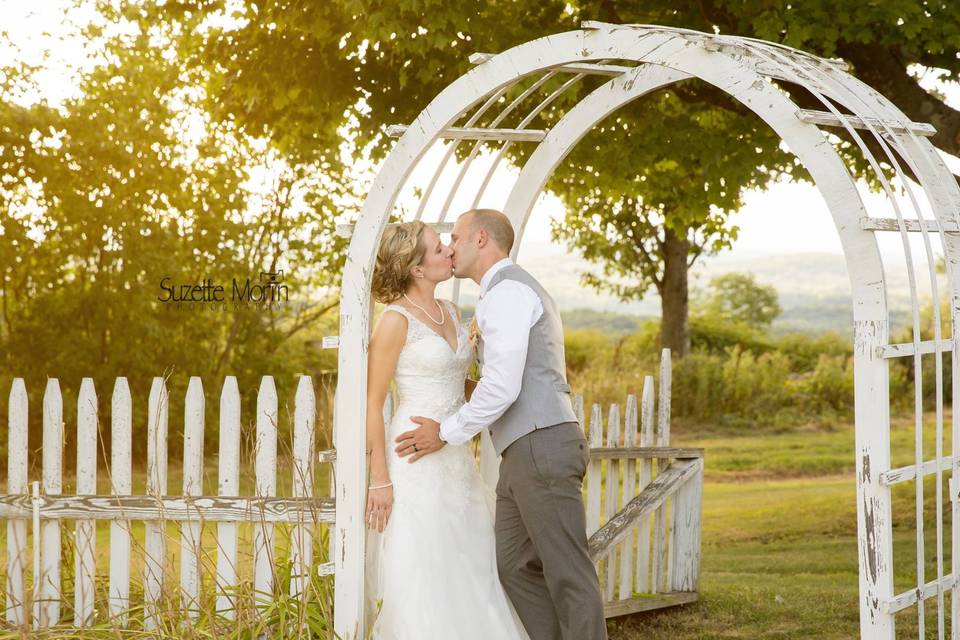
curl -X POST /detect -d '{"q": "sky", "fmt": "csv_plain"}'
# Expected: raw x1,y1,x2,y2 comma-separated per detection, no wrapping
4,1,960,280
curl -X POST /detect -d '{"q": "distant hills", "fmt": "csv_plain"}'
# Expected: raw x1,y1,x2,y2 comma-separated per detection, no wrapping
448,249,931,336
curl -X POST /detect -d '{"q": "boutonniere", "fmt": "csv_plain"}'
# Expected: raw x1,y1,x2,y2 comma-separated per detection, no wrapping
468,317,481,350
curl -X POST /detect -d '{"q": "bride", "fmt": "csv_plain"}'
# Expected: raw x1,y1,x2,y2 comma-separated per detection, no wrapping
362,221,530,640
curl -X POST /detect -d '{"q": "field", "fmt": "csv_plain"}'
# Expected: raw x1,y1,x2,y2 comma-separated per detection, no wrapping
608,413,953,639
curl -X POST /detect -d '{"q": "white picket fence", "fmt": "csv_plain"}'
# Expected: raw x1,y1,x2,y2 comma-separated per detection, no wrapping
577,349,704,616
1,374,332,629
1,352,702,631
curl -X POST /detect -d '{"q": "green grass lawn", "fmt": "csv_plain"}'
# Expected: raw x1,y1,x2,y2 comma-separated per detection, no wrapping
606,413,955,639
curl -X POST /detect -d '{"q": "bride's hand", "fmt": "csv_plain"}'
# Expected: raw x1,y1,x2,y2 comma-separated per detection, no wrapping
366,481,394,533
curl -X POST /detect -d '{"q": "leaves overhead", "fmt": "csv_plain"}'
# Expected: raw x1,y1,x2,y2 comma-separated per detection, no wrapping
155,0,960,307
5,0,960,389
0,4,348,433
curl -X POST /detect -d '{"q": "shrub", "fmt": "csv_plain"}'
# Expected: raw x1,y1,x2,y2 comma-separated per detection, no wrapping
566,315,862,432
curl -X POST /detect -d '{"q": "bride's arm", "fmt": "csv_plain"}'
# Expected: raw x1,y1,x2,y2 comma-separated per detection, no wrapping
365,311,406,532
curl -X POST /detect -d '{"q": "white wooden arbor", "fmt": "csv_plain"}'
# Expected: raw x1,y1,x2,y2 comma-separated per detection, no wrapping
333,23,960,639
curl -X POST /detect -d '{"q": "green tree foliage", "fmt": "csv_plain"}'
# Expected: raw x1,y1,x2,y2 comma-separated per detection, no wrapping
150,0,960,360
694,272,782,328
609,0,960,160
0,13,346,453
547,91,795,356
6,0,960,409
157,1,960,163
147,0,574,168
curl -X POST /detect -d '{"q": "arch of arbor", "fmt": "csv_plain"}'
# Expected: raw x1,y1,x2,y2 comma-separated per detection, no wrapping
333,23,960,639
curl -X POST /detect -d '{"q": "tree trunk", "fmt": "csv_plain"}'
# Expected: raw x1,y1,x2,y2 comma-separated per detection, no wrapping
659,227,690,358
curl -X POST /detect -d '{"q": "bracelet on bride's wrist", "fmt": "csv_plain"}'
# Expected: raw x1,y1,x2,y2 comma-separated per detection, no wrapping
369,481,393,490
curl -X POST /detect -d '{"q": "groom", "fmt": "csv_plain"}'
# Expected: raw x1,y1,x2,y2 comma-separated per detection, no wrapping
395,209,607,640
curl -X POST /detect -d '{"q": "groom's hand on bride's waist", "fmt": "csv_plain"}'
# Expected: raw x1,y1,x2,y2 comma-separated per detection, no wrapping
395,417,445,463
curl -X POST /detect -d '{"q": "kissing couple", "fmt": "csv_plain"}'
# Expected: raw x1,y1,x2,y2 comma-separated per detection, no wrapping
362,208,607,640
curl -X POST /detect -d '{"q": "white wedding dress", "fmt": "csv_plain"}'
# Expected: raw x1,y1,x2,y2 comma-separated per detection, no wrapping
363,301,530,640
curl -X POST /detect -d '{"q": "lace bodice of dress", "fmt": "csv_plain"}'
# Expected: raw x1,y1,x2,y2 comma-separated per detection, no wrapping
383,300,473,419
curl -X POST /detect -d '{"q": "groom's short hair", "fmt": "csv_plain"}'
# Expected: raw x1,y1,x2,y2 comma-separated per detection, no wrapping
464,208,515,253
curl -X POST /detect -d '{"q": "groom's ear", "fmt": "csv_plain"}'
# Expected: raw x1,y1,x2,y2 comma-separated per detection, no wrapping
475,227,489,249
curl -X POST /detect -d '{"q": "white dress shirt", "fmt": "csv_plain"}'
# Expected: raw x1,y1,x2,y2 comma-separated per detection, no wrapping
440,258,543,445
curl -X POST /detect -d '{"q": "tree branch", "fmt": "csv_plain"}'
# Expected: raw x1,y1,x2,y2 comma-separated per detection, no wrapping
279,296,339,343
631,204,665,289
836,41,960,159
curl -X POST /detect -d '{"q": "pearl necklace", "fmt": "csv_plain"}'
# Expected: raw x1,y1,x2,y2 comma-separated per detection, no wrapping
403,294,445,326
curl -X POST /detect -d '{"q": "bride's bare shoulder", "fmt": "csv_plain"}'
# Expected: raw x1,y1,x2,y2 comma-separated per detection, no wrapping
372,306,408,347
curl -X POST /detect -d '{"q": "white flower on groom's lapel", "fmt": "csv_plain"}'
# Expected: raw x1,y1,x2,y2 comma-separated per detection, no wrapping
468,317,481,353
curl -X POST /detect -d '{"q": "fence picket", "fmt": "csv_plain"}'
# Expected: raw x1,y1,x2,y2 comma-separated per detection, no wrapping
254,376,278,613
109,378,132,624
637,375,655,593
74,378,97,627
586,404,603,539
181,377,204,617
39,379,63,627
216,376,241,619
144,377,168,630
619,395,638,600
670,461,703,591
653,349,672,593
604,404,621,599
30,481,39,628
291,375,316,598
6,378,27,626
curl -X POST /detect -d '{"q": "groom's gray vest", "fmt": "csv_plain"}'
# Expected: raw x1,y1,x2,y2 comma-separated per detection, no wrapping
480,265,579,455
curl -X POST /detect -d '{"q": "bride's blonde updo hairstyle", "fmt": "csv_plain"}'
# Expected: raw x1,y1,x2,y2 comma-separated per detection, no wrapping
371,221,428,303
